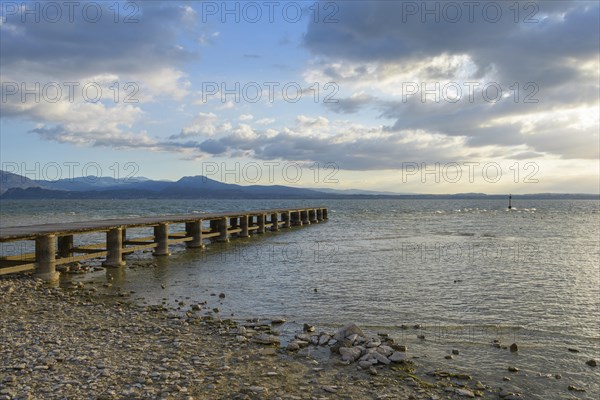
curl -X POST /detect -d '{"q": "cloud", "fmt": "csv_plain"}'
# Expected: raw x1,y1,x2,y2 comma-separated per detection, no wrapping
301,1,599,161
171,112,220,139
199,139,227,155
185,125,509,170
135,68,191,101
217,101,235,110
24,104,590,172
256,118,275,125
325,92,375,114
158,116,548,170
0,2,197,82
0,0,198,154
295,115,330,132
239,114,254,121
197,32,220,46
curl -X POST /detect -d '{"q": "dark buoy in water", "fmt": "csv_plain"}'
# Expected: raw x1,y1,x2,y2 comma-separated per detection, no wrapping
508,194,512,210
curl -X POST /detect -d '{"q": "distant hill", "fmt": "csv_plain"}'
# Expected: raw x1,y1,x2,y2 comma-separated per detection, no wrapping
0,170,597,200
0,172,325,199
0,171,43,194
315,188,415,195
34,176,151,192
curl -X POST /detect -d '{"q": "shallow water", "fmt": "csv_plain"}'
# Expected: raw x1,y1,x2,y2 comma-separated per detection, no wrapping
1,198,598,398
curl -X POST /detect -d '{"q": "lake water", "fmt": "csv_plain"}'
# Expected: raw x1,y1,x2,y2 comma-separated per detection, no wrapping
1,198,598,399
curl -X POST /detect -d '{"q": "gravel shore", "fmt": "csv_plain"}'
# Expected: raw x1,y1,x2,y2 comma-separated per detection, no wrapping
0,276,504,399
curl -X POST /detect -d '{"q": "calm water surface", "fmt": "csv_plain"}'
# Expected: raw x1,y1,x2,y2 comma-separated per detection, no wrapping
1,199,598,399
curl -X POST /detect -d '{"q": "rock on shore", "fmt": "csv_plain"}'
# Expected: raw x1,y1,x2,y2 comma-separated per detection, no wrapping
0,276,486,400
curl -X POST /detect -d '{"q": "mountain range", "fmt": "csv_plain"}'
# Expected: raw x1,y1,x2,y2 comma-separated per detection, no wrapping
0,170,596,200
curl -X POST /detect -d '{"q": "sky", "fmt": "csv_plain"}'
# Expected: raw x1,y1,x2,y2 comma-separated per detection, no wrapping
1,0,599,194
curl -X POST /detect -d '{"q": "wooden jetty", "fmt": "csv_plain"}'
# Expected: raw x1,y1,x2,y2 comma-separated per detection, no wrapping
0,207,328,282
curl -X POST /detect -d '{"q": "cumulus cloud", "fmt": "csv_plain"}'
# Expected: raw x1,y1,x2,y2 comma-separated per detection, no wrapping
255,118,275,125
0,0,195,137
171,112,220,139
155,114,544,169
1,2,196,83
302,0,600,161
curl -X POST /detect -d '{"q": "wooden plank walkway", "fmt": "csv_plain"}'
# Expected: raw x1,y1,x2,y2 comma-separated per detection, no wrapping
0,207,328,281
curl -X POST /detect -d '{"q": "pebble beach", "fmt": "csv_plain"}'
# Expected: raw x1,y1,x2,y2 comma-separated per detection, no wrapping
0,274,536,400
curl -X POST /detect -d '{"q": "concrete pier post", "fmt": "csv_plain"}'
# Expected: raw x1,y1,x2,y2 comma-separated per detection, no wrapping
309,209,318,223
57,235,73,259
35,234,59,283
257,214,266,234
270,213,279,231
283,212,291,228
291,211,302,226
301,210,310,225
153,223,171,256
218,217,230,242
186,221,204,248
322,208,328,220
239,215,249,238
316,209,323,222
103,227,126,267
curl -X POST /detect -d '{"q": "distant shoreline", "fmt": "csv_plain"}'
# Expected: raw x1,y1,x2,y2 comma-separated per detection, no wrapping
1,187,598,200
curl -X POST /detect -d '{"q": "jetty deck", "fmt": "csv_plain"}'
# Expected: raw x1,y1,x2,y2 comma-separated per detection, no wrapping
0,207,328,282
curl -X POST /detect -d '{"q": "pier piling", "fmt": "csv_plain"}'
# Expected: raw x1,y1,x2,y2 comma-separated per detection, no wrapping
257,214,266,234
57,235,73,259
185,221,204,249
239,215,249,238
103,227,126,268
34,235,59,283
218,217,230,242
270,213,279,232
153,223,171,256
